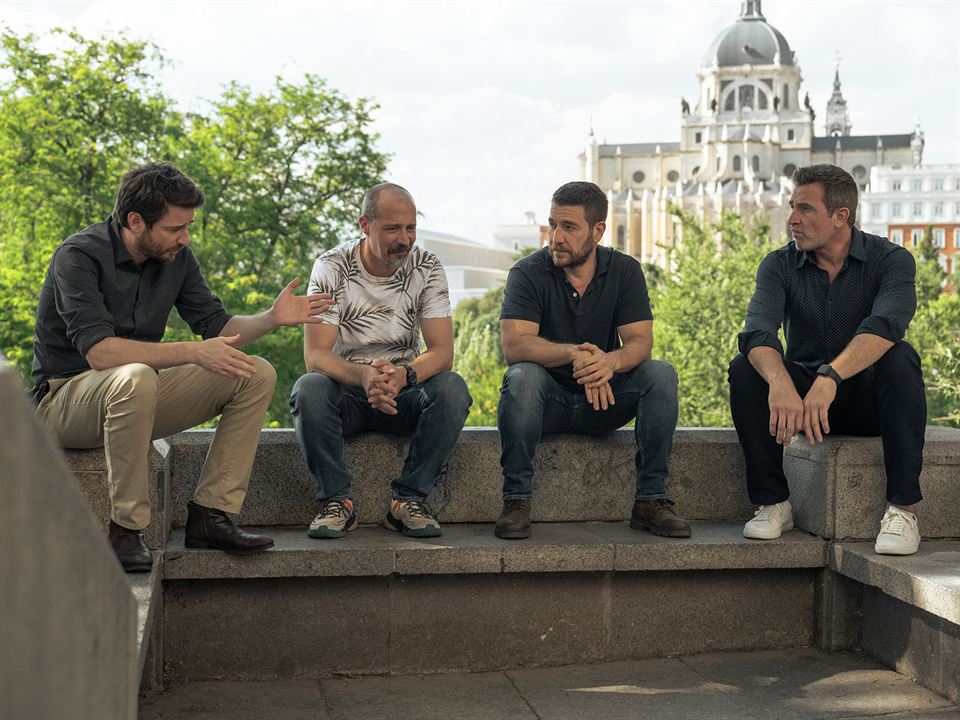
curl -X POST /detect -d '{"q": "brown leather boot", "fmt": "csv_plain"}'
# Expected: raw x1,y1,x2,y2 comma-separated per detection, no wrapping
184,501,274,554
108,520,153,573
630,498,691,538
495,499,532,540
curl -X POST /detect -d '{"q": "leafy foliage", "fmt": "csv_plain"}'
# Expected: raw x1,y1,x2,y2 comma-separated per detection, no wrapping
0,28,388,424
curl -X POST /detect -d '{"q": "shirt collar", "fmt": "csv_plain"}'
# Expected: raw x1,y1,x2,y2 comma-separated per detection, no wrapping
109,217,137,267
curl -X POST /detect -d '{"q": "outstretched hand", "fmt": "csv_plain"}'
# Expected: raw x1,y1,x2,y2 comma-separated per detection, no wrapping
194,335,258,379
270,278,334,327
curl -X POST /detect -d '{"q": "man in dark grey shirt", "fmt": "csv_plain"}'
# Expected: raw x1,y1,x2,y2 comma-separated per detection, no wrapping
495,181,688,540
729,164,925,555
31,162,331,571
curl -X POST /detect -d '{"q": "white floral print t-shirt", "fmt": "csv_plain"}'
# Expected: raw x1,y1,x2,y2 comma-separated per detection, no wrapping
307,238,451,364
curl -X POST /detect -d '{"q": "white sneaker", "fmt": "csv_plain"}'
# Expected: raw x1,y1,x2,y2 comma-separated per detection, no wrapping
743,500,794,540
875,506,920,555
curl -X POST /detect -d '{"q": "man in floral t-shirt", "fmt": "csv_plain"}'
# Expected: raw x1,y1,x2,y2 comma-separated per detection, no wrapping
290,183,472,539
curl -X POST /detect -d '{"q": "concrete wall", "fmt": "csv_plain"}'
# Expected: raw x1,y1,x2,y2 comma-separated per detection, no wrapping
0,364,138,720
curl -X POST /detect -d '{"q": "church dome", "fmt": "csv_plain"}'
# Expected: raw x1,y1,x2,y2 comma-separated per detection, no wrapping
702,0,795,68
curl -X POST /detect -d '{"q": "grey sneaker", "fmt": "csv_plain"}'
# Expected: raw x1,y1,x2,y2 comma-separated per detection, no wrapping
308,498,358,539
383,499,442,538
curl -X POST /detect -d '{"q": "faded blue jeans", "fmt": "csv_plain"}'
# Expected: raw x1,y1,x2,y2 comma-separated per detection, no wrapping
497,361,679,501
290,371,472,502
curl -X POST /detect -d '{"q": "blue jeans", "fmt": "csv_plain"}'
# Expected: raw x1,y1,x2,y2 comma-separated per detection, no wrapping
497,361,679,501
290,371,472,502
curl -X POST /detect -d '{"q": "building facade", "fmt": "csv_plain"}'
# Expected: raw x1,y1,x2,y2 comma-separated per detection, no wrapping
579,0,922,266
418,229,516,308
860,165,960,279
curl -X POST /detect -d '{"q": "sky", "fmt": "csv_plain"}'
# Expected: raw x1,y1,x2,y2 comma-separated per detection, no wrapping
4,0,959,244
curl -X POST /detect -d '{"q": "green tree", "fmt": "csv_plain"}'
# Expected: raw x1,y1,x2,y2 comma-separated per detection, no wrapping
0,29,174,378
652,208,778,426
452,286,505,426
913,224,945,305
0,28,389,426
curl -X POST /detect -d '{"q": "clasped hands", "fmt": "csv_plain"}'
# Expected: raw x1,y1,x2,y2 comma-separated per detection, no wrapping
572,342,617,411
361,359,407,415
768,376,837,446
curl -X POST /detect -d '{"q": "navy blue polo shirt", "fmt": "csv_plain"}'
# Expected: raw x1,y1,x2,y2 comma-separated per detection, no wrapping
500,246,653,392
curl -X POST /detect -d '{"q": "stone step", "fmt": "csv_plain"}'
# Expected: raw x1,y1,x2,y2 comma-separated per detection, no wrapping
831,540,960,704
63,440,170,549
786,426,960,540
166,428,755,528
162,521,827,580
158,522,825,681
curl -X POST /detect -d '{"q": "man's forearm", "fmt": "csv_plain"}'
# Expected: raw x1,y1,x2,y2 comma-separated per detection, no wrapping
408,345,453,383
221,311,277,346
85,336,196,371
747,346,791,386
504,334,579,368
830,334,895,380
305,348,368,386
606,337,652,374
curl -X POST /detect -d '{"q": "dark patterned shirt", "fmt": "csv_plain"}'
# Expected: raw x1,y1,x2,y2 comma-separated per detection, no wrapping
500,245,653,392
30,217,232,401
738,227,917,367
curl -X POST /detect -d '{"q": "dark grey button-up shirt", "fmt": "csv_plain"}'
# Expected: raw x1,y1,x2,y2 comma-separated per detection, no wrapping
30,217,232,401
500,245,653,392
738,227,916,368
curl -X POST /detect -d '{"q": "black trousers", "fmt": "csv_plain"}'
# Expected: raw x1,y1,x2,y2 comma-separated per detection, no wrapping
728,342,925,507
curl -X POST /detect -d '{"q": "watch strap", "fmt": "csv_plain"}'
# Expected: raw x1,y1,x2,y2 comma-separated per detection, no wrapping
817,364,842,387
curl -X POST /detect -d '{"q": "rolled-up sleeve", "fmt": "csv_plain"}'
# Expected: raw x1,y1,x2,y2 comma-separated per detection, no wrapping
855,246,916,342
175,250,232,339
738,252,786,356
52,247,116,357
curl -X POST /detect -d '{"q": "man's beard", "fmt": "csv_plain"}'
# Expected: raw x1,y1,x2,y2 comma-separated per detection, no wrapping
385,244,410,269
550,243,592,269
135,229,179,263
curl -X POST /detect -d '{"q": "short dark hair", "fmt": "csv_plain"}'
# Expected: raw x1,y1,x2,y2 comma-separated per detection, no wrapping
791,164,858,228
551,181,608,226
361,182,414,222
112,163,205,228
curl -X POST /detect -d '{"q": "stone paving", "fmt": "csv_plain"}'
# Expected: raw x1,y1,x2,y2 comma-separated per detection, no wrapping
139,648,959,720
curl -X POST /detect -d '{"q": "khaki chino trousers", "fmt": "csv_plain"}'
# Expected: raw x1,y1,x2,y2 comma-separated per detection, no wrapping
36,358,276,530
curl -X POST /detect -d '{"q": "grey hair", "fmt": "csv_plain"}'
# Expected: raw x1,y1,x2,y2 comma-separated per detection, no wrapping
361,182,414,221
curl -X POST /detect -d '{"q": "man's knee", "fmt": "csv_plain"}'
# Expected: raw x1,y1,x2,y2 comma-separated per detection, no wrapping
728,353,762,392
424,371,472,416
112,363,160,410
875,341,921,374
249,356,277,390
638,359,678,389
290,372,342,415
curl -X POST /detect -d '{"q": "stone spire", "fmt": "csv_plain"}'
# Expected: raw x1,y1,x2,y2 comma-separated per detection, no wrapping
740,0,764,19
825,65,852,137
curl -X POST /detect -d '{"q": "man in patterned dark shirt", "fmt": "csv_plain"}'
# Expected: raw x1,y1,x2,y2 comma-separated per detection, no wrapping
30,163,332,571
729,164,925,555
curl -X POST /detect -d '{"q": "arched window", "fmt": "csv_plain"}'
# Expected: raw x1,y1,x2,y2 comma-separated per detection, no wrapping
757,89,768,110
724,91,736,111
738,85,755,111
782,84,790,109
752,155,760,172
733,155,742,172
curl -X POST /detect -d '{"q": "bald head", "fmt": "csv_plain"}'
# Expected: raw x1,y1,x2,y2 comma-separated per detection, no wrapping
361,182,415,222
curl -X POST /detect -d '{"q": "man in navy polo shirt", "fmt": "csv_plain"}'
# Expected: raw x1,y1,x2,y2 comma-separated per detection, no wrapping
494,181,688,540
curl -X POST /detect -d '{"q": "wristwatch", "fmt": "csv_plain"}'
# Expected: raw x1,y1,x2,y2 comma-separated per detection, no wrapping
816,363,842,388
398,362,417,387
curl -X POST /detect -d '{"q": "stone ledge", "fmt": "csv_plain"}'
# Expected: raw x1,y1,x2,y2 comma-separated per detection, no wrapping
167,427,753,527
129,555,162,680
830,541,960,626
161,521,827,580
786,428,960,540
63,440,171,549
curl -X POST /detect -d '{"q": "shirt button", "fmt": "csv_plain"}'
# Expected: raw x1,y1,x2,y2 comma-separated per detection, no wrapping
573,292,578,297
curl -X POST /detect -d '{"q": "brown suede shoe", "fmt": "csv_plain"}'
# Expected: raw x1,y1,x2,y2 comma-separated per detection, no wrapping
630,498,691,538
108,520,153,573
184,501,274,554
495,499,532,540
